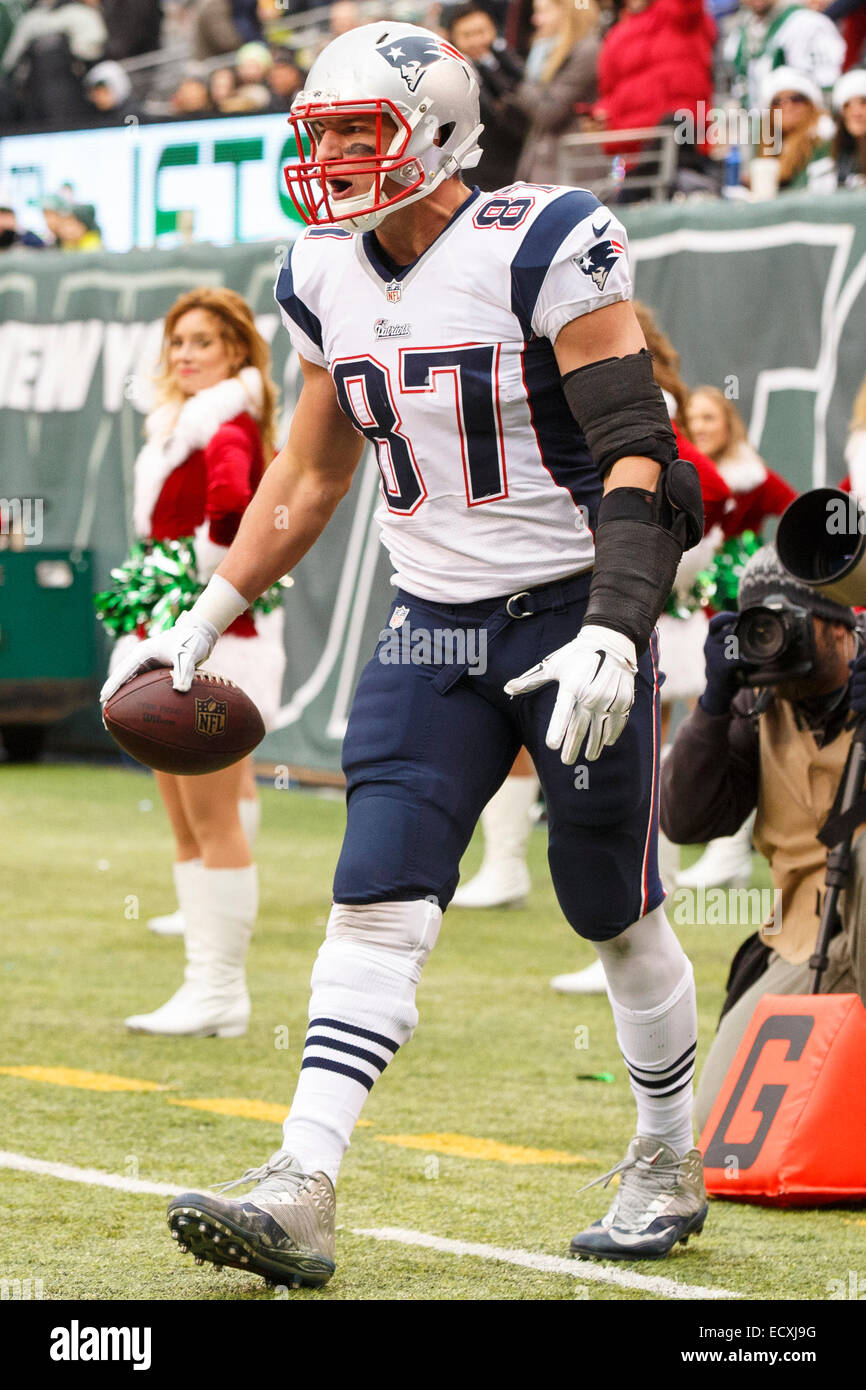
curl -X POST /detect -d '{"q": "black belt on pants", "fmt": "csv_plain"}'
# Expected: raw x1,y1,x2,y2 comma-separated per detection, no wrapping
429,568,593,694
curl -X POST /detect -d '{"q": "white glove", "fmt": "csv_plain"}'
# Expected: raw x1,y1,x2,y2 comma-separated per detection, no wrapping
99,574,250,704
99,610,219,703
504,624,638,764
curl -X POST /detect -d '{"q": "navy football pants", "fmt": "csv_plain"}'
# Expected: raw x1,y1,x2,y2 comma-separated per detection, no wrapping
333,574,664,941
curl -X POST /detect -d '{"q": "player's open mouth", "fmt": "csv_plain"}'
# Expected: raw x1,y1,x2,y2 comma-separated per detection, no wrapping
327,178,354,199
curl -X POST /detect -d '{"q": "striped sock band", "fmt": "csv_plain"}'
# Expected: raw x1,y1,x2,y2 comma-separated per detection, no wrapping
607,963,698,1157
301,1016,400,1092
622,1040,697,1099
281,900,440,1185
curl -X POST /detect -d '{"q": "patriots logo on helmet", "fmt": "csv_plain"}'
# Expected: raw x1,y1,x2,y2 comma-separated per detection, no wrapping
376,35,450,92
574,237,624,293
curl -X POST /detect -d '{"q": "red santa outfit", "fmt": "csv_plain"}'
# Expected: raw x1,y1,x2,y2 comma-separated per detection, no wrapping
716,441,796,540
110,366,285,729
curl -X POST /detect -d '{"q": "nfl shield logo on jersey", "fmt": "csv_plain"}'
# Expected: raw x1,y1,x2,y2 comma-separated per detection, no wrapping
389,605,410,629
386,279,402,304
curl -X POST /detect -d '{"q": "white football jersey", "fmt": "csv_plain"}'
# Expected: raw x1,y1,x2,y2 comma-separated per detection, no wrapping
275,183,633,603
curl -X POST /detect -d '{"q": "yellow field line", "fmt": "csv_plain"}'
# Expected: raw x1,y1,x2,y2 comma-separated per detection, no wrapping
168,1097,373,1127
376,1132,589,1165
0,1065,167,1093
168,1097,293,1124
165,1096,367,1127
1,1072,581,1159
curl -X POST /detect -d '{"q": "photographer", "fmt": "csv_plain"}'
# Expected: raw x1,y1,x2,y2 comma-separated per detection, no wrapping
661,545,866,1130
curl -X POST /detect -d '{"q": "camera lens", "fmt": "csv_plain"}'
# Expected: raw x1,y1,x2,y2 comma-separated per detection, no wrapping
740,611,786,662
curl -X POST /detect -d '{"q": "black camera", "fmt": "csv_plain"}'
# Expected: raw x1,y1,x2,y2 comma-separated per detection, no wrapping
733,596,816,686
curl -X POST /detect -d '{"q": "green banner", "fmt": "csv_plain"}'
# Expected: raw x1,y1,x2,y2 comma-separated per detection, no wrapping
2,188,865,771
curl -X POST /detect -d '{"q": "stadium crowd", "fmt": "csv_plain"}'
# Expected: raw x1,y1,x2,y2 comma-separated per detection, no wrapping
0,0,862,206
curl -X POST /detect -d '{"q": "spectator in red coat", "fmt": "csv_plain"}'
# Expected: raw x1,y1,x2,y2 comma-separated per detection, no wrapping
592,0,716,137
685,387,796,539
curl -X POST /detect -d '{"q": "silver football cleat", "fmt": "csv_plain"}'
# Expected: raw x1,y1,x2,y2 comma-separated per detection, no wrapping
570,1135,708,1260
167,1151,336,1288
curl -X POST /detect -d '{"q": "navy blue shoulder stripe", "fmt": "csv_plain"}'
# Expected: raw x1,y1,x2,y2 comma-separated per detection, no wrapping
274,245,324,352
510,189,602,340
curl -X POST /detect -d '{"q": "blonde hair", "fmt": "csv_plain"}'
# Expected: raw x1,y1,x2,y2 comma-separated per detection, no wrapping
687,385,749,461
759,97,824,187
632,300,691,436
851,373,866,433
154,287,279,464
541,0,600,84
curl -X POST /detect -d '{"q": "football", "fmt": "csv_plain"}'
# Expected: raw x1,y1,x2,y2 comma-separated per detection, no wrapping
103,667,265,775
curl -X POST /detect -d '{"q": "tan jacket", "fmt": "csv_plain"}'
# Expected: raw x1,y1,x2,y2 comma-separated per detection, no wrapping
755,698,863,962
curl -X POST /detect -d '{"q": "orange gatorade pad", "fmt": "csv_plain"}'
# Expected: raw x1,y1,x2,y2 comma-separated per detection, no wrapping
698,994,866,1205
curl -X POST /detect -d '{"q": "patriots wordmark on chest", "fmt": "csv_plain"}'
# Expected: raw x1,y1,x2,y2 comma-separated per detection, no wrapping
385,279,402,304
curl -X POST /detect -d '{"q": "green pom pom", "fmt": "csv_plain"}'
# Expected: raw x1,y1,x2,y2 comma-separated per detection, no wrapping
94,536,288,638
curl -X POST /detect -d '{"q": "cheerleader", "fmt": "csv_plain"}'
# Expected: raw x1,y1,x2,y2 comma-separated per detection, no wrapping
685,386,795,542
103,288,286,1036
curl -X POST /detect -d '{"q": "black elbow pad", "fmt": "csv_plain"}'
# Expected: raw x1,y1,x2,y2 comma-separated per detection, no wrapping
561,348,678,479
583,459,704,654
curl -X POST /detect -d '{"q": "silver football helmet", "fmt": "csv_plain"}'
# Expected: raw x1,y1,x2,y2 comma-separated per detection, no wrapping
284,22,483,232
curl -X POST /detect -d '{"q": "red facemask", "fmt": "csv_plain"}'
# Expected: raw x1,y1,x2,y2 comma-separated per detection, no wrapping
284,98,425,226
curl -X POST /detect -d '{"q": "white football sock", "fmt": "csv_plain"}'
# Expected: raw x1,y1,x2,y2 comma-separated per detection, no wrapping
594,905,697,1157
238,796,260,849
282,899,441,1185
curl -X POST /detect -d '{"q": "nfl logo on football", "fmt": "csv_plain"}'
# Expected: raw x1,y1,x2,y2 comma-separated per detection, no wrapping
195,696,227,737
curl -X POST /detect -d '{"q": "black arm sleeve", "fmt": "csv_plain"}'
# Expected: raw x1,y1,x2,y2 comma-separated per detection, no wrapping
561,349,677,480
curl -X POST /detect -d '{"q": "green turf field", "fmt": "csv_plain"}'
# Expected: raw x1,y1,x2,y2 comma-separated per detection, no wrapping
1,764,862,1301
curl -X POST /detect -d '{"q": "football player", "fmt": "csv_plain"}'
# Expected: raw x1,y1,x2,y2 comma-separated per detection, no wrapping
102,21,708,1287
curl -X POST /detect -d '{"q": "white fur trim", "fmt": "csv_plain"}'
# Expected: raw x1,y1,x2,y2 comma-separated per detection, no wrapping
133,367,263,538
716,442,767,494
833,69,866,114
760,65,823,112
846,428,866,502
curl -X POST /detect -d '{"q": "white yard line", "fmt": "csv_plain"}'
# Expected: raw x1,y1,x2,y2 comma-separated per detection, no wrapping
0,1149,179,1197
350,1225,736,1300
0,1150,736,1300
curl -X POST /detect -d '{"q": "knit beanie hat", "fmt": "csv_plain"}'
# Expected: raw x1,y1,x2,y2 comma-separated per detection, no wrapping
737,544,856,628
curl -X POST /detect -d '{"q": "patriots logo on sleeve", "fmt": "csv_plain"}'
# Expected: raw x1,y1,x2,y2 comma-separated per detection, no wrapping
376,35,461,92
573,237,624,293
